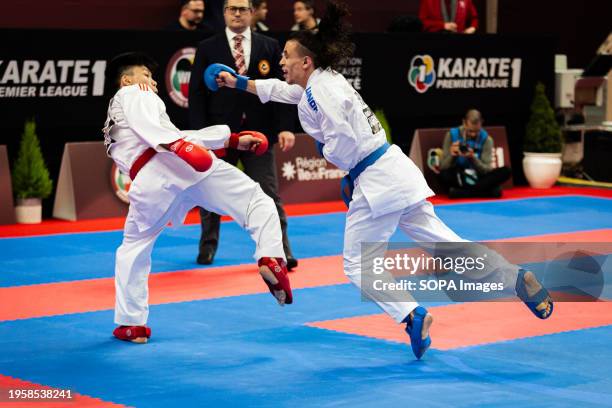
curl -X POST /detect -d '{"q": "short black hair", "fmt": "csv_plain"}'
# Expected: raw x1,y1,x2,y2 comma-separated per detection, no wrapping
252,0,266,8
104,52,158,96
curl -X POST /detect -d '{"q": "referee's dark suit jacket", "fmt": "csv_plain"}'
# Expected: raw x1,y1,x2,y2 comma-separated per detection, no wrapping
188,30,294,143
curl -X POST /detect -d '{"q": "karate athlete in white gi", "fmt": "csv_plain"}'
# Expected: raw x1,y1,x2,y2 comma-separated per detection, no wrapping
103,52,293,344
204,2,554,359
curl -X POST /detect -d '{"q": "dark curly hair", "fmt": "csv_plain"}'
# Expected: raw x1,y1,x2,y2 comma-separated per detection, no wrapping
288,1,354,71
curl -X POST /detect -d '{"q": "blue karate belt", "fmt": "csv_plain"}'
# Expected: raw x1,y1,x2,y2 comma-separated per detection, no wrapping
341,142,390,207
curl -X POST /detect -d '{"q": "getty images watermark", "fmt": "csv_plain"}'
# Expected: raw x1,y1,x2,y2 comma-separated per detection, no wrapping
359,242,610,303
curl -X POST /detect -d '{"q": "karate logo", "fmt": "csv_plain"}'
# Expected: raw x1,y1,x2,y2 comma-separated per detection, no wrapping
165,47,196,108
408,55,436,93
110,163,131,204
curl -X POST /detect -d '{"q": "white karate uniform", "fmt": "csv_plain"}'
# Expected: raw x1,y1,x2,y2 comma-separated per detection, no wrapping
104,84,285,325
255,68,486,322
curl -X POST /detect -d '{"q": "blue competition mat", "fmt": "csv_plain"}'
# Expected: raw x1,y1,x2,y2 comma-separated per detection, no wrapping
0,286,610,407
1,195,612,407
1,195,611,287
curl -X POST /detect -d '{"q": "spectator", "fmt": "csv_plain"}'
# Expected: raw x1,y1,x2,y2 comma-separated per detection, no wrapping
419,0,478,34
439,109,511,198
166,0,214,33
251,0,270,32
291,0,320,31
188,0,299,270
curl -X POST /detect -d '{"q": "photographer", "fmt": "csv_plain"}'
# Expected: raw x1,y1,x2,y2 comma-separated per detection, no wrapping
439,109,511,198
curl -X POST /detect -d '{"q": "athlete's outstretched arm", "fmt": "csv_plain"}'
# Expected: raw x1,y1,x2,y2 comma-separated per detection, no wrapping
215,71,304,105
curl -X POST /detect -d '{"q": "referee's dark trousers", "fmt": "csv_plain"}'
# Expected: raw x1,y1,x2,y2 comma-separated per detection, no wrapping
198,147,293,260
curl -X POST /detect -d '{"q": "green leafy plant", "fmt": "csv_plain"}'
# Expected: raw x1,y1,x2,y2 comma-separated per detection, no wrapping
374,109,393,144
11,119,53,199
524,82,563,153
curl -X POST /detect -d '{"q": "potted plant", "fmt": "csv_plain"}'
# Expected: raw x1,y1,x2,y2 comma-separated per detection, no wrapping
522,82,564,188
11,119,53,223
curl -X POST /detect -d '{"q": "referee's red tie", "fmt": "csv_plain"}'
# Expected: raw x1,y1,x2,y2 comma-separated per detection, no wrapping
233,34,246,75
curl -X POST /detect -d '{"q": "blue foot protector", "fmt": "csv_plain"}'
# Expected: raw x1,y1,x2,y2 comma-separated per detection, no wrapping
516,269,554,319
404,306,431,359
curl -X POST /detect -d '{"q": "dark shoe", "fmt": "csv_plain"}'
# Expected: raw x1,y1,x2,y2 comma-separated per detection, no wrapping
197,247,215,265
286,257,298,271
484,186,502,198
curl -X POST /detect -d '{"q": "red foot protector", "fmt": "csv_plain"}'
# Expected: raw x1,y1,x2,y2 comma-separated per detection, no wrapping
113,325,151,342
258,257,293,304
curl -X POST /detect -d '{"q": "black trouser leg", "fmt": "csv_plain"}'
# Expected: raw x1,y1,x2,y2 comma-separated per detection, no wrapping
472,167,512,192
439,166,511,198
439,168,463,189
198,207,220,254
197,150,240,257
242,148,293,258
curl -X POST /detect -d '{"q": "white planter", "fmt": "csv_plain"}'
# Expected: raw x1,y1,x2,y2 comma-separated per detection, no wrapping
522,152,563,189
15,198,42,224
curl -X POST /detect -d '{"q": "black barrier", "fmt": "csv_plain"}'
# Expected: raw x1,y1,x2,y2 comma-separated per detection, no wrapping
0,29,208,132
0,29,555,214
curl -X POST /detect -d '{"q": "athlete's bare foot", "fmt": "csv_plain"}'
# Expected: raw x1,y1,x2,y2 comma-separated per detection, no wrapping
522,270,553,317
259,265,286,306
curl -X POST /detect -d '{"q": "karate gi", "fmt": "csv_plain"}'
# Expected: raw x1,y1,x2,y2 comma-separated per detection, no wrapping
255,68,518,322
104,84,285,325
